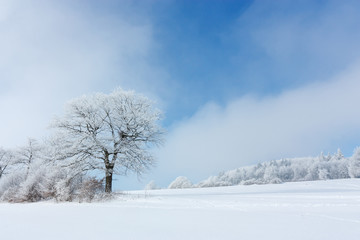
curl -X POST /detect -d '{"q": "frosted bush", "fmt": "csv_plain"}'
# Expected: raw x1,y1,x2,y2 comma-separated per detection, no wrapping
145,180,160,190
77,177,104,202
0,172,24,201
168,176,193,189
15,169,46,202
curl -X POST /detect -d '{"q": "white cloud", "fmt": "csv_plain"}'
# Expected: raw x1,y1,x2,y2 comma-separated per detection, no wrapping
228,0,360,90
0,0,169,147
155,62,360,183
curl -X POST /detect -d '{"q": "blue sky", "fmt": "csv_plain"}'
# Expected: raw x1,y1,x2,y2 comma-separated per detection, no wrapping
1,0,360,189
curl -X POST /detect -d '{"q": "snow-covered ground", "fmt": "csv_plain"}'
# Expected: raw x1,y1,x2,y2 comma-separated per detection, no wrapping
1,179,359,240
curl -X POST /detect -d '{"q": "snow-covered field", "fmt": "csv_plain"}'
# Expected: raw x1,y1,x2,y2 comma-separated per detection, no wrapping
1,179,359,240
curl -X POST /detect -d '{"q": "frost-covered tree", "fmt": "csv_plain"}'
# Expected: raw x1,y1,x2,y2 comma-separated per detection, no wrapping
51,89,163,193
144,180,159,190
0,148,7,178
335,148,344,160
349,147,360,178
16,138,42,177
168,176,193,189
0,148,15,179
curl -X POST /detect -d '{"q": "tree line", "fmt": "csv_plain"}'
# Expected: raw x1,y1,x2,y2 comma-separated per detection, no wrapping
167,148,360,189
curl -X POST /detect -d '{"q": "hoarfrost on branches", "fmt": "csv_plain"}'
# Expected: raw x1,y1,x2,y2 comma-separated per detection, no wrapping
0,148,16,179
51,89,163,193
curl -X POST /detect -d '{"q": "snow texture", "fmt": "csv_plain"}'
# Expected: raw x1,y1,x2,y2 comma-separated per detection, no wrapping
0,179,359,240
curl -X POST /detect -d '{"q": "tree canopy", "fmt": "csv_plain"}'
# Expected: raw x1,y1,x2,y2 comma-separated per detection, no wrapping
51,89,163,192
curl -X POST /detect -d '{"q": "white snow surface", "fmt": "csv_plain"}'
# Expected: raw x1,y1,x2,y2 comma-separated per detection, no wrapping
1,179,360,240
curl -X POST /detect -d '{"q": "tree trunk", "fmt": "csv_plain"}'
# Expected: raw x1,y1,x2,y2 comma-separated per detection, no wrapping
105,170,113,193
104,151,114,193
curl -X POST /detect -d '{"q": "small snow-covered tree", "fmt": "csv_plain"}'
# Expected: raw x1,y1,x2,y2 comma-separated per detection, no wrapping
168,176,193,189
263,164,275,181
51,89,163,193
349,147,360,178
144,180,159,190
335,148,344,160
0,148,7,179
16,138,42,177
0,148,15,179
